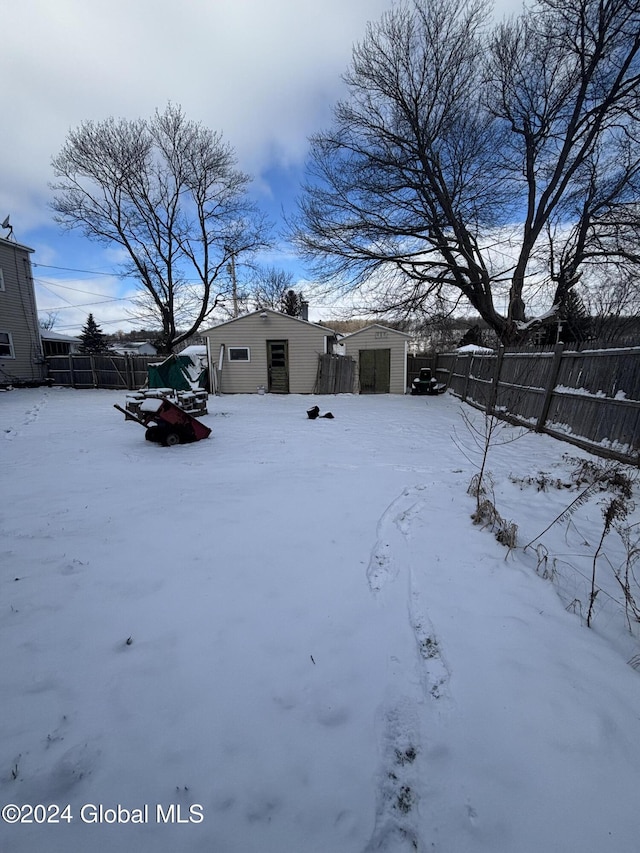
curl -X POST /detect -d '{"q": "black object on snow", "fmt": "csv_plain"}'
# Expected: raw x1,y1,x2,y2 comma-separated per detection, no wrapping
307,406,334,419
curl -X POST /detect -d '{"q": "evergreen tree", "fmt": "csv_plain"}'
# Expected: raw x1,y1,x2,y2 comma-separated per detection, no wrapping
79,314,108,353
555,290,591,344
280,289,304,317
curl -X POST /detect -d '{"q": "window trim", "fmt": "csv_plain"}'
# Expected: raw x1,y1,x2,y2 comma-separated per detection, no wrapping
0,330,15,359
228,346,250,362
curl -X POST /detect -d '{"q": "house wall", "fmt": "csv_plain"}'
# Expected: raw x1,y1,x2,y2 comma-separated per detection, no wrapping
0,238,44,384
340,326,409,394
202,312,332,393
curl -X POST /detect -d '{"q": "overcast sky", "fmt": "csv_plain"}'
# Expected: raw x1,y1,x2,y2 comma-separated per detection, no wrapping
1,0,520,334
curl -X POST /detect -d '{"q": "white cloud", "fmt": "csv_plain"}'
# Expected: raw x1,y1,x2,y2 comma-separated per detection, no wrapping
1,0,393,229
4,0,525,333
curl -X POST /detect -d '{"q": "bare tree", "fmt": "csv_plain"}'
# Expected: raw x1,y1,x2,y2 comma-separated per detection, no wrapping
51,104,271,351
584,267,640,341
292,0,640,344
250,266,295,310
39,311,58,331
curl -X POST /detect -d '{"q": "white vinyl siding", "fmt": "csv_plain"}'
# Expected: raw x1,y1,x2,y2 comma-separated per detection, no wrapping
203,311,336,394
338,325,410,394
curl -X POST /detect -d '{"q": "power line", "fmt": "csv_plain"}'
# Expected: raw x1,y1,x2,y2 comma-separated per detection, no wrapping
36,283,131,311
34,277,134,299
32,262,135,277
54,313,159,332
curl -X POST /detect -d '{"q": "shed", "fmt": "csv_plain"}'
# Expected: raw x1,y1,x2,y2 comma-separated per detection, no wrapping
338,324,411,394
201,309,337,394
41,330,80,357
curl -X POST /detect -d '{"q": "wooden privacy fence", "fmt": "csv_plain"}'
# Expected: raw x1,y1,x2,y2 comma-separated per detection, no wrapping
46,354,161,390
436,344,640,464
314,354,355,394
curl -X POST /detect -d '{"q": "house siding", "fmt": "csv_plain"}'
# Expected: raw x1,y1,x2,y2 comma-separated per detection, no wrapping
0,238,44,384
339,325,409,394
202,311,333,394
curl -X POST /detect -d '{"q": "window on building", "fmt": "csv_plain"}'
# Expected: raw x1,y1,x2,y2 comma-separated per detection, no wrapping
43,340,70,356
228,346,250,362
0,268,5,291
0,331,15,358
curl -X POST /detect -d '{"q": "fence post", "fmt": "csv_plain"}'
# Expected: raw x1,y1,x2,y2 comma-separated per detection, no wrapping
125,354,133,390
90,355,98,388
433,352,444,388
486,347,504,415
536,343,565,432
68,355,76,388
461,355,472,402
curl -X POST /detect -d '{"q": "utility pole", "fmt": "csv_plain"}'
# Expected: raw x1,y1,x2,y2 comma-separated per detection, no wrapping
227,251,239,318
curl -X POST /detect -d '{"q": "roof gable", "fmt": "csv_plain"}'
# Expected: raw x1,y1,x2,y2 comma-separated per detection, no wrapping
202,309,337,336
338,323,412,342
0,236,35,253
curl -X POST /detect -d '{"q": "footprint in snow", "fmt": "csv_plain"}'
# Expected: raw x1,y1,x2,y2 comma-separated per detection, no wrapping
366,486,426,593
363,698,423,853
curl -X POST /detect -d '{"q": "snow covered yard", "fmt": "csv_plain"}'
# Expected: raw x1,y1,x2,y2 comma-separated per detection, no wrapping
1,386,640,853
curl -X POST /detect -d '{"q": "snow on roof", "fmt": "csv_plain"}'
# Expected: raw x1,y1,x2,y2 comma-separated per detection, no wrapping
40,330,80,342
456,344,494,352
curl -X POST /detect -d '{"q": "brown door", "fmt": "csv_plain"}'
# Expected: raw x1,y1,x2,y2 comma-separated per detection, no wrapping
359,349,390,393
267,340,289,393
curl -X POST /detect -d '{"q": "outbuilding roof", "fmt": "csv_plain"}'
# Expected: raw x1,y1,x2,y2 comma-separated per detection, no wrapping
337,323,412,341
201,308,337,336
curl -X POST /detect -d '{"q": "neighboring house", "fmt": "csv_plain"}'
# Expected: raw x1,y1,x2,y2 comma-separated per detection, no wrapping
40,330,80,357
0,235,45,385
337,324,411,394
110,341,158,356
201,309,337,394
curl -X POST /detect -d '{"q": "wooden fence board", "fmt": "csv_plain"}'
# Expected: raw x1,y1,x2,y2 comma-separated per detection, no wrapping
435,345,640,465
46,354,161,390
314,354,355,394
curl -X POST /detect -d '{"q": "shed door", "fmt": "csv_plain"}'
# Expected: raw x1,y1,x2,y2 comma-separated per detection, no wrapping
267,340,289,393
359,348,390,393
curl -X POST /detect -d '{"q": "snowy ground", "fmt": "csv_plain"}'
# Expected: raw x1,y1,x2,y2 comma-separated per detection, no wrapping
1,387,640,853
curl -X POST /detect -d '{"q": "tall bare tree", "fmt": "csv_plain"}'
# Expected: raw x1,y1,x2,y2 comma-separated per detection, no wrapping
584,267,640,341
292,0,640,344
250,266,295,310
51,104,271,351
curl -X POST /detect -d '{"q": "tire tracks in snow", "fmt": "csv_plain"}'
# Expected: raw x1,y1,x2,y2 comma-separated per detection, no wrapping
364,485,452,852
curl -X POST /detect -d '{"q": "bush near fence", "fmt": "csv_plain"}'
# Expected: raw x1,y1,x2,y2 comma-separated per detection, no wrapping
436,344,640,465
